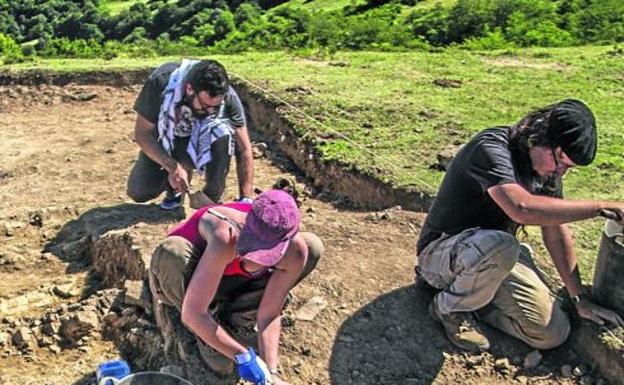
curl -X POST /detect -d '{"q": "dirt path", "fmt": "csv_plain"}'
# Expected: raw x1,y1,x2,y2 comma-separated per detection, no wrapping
0,84,591,385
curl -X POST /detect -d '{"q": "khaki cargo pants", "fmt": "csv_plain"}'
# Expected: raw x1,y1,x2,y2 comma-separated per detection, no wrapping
149,232,324,328
417,228,570,349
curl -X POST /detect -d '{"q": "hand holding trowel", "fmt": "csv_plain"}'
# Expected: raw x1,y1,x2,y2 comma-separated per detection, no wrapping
186,189,214,209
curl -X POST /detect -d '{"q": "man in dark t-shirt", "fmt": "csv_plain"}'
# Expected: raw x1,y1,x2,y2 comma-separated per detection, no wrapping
417,99,624,352
127,59,254,209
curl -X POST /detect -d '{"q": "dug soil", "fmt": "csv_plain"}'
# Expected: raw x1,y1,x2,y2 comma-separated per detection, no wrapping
0,82,598,385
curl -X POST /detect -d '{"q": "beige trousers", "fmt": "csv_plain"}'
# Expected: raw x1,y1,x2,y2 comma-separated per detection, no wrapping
417,228,570,349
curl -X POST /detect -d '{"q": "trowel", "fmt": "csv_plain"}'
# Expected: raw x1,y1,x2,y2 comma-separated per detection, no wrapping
187,189,214,209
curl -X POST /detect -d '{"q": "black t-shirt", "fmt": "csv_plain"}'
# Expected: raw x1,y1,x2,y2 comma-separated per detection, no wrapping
133,62,246,134
417,126,562,253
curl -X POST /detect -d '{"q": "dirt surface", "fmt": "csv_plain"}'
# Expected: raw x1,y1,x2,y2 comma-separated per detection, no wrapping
0,83,604,385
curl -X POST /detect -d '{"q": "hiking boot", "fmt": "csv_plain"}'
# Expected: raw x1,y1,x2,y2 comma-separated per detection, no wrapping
160,191,183,210
428,300,490,353
197,341,234,378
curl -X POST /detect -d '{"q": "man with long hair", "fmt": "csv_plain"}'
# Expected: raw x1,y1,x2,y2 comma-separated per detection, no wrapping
416,99,624,352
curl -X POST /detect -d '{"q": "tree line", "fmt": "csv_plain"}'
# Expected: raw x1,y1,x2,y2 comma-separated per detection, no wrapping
0,0,622,62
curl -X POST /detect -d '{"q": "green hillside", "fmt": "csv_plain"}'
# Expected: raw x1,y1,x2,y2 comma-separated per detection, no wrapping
99,0,146,15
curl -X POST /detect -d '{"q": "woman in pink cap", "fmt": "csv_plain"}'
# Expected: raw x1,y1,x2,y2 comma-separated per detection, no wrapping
149,189,324,384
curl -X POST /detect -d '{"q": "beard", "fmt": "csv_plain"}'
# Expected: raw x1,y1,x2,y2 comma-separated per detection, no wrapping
180,95,210,119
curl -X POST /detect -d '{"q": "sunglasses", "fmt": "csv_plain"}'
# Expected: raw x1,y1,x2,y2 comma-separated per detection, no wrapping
551,147,576,173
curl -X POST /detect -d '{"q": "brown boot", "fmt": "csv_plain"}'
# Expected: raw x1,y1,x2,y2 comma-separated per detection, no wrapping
428,301,490,353
197,340,234,378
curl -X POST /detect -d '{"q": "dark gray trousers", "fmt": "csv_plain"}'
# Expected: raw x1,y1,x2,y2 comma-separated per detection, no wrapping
127,135,232,203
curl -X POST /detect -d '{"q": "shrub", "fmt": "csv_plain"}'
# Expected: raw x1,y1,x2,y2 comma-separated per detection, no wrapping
463,27,514,50
0,33,25,63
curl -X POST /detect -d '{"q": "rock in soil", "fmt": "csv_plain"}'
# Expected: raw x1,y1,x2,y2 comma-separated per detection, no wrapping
52,284,79,299
11,327,35,351
580,375,595,385
123,280,145,309
59,309,100,343
294,296,327,321
494,358,513,376
522,350,542,369
561,364,573,378
574,363,590,377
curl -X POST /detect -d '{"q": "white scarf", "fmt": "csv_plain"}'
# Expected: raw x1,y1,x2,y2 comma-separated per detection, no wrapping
157,59,232,171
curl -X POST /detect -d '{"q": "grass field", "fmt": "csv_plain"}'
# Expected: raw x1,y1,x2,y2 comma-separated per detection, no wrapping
4,45,623,281
280,0,458,13
99,0,147,15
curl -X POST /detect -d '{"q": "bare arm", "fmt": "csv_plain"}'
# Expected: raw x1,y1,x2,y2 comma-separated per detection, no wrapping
488,183,624,226
257,236,308,373
542,225,624,326
134,113,189,192
541,225,583,295
233,126,254,199
134,114,176,172
180,217,246,359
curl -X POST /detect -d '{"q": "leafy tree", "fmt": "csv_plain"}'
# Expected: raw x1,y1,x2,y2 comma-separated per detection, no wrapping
234,2,263,31
406,4,450,46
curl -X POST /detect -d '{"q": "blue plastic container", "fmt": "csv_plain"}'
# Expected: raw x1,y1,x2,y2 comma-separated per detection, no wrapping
96,359,131,385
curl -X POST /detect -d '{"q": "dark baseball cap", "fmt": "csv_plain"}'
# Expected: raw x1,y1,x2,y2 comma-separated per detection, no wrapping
548,99,597,166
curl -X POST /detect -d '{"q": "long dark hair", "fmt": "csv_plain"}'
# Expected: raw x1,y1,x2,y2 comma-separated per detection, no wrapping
508,104,562,197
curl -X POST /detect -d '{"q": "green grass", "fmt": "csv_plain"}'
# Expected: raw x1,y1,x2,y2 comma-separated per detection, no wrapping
281,0,457,13
4,45,623,283
283,0,356,11
99,0,145,15
413,0,457,9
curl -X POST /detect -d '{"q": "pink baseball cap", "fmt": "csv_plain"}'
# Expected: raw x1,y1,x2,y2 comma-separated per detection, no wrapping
236,189,300,266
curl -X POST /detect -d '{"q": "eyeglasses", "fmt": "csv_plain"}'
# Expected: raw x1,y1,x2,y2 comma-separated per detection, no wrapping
193,91,223,116
551,147,576,174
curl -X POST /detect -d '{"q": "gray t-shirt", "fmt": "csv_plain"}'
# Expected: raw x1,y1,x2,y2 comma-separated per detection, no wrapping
133,62,246,137
417,126,562,253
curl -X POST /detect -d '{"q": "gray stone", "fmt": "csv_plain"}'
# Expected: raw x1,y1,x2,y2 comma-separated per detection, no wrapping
295,296,327,321
574,363,589,377
59,309,100,343
11,327,35,350
53,284,79,299
494,358,512,375
3,221,26,237
522,350,542,369
580,375,594,385
36,334,53,347
41,321,59,336
124,280,145,308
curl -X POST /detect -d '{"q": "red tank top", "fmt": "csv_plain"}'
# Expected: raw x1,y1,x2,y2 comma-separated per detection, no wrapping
168,202,255,277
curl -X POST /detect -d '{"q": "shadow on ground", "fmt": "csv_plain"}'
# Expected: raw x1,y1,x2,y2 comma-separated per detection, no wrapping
329,286,444,385
330,285,577,385
44,203,183,272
